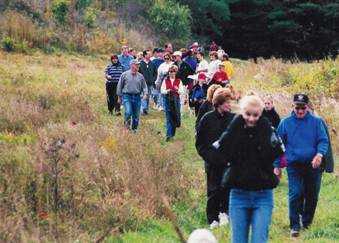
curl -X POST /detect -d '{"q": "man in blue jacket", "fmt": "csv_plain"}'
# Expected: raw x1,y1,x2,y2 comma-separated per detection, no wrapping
275,94,329,238
118,45,134,72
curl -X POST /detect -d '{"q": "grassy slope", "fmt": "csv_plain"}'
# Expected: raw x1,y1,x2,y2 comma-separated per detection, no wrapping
0,51,338,242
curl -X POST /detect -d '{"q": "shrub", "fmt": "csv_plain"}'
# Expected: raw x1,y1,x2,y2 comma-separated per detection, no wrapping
52,0,70,25
83,7,97,28
148,0,192,46
15,40,30,53
1,36,14,52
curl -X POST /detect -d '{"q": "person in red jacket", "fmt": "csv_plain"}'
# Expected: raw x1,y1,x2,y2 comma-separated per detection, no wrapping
211,63,229,87
161,65,185,141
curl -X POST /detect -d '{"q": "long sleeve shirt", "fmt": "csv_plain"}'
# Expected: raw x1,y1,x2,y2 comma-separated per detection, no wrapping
160,77,185,95
275,112,329,166
207,60,221,79
116,70,148,96
196,59,209,73
155,62,173,87
118,54,134,72
105,63,124,83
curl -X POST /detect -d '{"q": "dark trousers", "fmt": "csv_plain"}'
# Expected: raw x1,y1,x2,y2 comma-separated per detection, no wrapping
163,94,181,139
287,163,322,230
206,164,230,224
194,102,202,117
106,82,120,113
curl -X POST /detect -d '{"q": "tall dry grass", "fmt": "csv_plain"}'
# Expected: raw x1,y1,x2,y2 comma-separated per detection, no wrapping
233,57,339,153
0,9,155,54
0,51,192,242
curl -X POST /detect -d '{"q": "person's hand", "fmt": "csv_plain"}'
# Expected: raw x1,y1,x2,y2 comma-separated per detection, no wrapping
143,94,148,100
311,154,323,169
117,96,121,104
274,168,282,179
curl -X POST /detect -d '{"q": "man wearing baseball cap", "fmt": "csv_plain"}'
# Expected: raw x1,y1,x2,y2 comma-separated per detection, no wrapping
274,93,329,238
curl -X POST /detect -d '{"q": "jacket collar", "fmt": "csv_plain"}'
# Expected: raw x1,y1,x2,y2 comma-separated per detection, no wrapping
291,111,311,120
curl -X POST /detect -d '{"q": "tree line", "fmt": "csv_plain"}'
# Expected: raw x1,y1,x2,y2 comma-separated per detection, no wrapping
1,0,338,59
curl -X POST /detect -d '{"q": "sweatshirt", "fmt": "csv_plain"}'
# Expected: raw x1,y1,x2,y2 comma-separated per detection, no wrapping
116,70,147,96
275,112,328,166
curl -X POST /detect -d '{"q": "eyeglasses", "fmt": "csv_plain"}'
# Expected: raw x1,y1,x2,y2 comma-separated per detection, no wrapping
169,70,176,73
295,106,307,110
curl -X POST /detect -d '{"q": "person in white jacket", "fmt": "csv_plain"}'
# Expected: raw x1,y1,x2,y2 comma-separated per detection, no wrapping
196,51,209,73
155,53,173,110
207,51,221,81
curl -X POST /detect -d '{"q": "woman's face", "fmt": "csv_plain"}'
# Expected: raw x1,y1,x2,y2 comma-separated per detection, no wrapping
264,100,273,111
164,55,171,63
169,69,176,78
218,100,232,113
242,106,262,127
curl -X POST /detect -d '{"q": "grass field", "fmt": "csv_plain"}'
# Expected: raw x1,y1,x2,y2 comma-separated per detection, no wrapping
0,51,338,242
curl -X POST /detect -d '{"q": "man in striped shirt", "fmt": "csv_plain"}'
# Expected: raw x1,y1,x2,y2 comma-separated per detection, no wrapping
105,54,124,115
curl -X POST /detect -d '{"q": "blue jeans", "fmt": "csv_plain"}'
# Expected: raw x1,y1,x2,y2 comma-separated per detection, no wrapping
287,163,322,230
230,189,273,243
163,95,181,138
122,94,141,130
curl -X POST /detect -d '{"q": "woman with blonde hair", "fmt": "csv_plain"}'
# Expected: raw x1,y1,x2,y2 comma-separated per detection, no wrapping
213,93,284,243
195,84,222,128
196,87,235,228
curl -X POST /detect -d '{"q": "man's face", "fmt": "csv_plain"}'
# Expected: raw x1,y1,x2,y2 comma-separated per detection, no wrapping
174,55,181,62
131,63,139,73
122,47,128,55
145,51,151,60
242,106,262,127
111,57,118,64
294,103,308,119
157,52,164,59
166,44,173,53
196,53,202,61
218,65,224,71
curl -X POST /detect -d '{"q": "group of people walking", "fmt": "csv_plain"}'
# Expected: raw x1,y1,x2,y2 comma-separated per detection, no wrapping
104,42,334,243
196,86,333,242
104,42,234,140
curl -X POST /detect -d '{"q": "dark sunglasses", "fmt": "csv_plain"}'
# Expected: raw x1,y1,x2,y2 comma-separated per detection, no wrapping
295,106,307,110
169,70,176,73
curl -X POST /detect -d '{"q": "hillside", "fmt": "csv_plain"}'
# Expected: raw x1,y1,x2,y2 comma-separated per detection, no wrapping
0,51,338,242
1,1,338,58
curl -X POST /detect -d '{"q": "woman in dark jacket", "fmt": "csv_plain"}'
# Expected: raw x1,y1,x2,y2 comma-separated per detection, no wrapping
195,84,222,129
262,96,280,128
213,94,284,243
196,88,235,228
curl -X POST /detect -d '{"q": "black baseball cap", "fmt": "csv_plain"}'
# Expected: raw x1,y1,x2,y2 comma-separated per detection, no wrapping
293,93,309,105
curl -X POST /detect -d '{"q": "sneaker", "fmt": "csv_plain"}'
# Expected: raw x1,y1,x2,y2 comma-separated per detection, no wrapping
290,229,300,238
218,213,229,226
209,220,219,230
